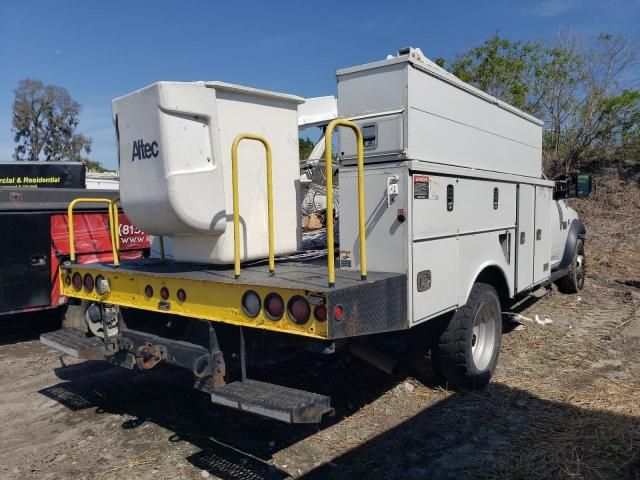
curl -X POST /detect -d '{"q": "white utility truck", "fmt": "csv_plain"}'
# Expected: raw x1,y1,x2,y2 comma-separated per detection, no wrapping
41,47,591,423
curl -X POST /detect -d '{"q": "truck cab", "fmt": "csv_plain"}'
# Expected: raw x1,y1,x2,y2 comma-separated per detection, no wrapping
549,174,592,292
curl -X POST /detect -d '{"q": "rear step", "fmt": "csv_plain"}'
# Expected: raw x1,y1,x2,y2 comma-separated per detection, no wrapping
40,328,332,423
210,379,333,424
40,328,105,360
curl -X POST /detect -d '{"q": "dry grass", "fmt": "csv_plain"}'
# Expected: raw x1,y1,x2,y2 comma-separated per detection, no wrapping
478,168,640,478
572,167,640,282
496,320,640,479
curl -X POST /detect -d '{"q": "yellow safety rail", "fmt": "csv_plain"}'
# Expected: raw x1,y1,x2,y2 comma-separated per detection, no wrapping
325,119,367,287
67,198,119,266
109,196,120,254
231,134,275,279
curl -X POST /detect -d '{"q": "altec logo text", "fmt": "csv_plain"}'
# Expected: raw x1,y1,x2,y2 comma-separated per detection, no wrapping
131,139,159,161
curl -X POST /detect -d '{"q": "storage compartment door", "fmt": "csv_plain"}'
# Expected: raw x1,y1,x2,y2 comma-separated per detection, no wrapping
533,186,553,284
340,113,404,162
412,238,458,324
0,213,51,313
339,166,408,274
516,184,535,293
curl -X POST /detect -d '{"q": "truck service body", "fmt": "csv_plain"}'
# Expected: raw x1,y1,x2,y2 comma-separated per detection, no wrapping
40,48,589,424
336,49,583,324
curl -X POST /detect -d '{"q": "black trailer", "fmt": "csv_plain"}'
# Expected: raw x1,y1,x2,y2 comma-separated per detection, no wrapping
0,161,86,189
0,187,149,319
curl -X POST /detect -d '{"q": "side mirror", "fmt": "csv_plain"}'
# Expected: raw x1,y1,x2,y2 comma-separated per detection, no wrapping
554,173,593,200
575,173,593,198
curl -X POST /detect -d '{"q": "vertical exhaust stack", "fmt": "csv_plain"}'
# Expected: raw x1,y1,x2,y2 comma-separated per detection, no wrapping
112,81,304,264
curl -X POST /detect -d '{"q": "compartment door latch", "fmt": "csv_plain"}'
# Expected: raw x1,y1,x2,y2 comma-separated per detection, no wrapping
387,175,399,207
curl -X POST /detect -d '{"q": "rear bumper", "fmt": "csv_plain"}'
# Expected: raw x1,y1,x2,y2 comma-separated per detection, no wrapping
40,326,334,424
59,260,407,340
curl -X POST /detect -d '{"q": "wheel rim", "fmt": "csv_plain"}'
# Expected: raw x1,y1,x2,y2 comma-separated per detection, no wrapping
471,302,497,371
576,254,585,290
85,303,118,338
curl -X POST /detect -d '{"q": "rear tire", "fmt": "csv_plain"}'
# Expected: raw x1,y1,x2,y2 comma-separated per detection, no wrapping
432,283,502,390
557,238,585,294
62,300,118,337
61,301,89,333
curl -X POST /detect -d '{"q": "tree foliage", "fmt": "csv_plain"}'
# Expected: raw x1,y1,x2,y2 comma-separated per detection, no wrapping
299,137,315,161
12,79,91,162
446,32,640,175
450,35,544,112
84,159,113,172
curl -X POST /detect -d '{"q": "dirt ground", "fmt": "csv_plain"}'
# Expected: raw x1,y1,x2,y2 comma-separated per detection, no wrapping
1,172,639,480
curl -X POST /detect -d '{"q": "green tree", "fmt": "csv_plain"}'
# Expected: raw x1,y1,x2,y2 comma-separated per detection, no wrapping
84,159,113,172
564,34,639,170
12,79,91,161
450,34,544,112
535,42,583,159
448,32,640,174
299,137,315,161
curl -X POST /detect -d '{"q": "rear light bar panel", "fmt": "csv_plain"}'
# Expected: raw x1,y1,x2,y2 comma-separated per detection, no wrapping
60,263,407,340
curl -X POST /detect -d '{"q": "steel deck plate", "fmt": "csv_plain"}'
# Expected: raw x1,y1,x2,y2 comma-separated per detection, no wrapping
77,259,404,292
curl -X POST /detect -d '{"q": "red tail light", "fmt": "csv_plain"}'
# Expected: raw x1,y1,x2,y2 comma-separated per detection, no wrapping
160,287,170,300
83,274,94,292
287,296,310,325
314,305,327,322
264,293,284,320
334,305,344,321
64,275,72,287
72,272,82,291
177,288,187,302
144,285,154,298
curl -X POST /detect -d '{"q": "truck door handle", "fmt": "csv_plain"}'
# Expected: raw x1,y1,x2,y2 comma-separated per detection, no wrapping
536,229,542,241
520,232,526,244
30,255,47,266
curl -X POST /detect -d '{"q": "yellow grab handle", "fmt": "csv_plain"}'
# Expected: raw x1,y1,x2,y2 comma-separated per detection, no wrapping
68,198,119,266
231,134,275,278
109,196,120,255
325,119,367,287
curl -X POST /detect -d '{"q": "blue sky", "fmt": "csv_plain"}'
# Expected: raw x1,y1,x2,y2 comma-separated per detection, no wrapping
1,0,638,169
